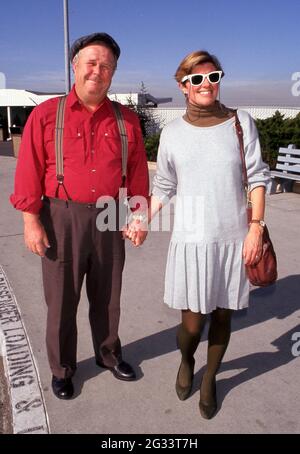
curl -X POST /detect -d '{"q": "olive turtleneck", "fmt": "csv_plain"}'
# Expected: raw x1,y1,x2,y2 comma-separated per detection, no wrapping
183,100,234,127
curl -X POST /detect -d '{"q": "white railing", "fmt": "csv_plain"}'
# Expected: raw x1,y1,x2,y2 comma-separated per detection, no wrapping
150,106,300,132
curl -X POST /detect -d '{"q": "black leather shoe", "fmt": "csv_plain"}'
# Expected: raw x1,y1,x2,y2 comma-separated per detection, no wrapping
51,376,74,400
96,360,136,381
199,377,217,419
175,358,195,401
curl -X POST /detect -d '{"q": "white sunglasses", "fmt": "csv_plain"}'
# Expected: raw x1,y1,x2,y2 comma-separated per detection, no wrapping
181,70,223,86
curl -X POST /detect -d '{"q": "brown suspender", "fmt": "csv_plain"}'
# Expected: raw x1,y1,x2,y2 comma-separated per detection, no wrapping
55,95,67,184
111,101,128,187
54,97,128,200
54,95,71,199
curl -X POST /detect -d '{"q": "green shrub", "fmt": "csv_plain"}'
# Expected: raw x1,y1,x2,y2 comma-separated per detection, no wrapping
256,111,300,169
144,132,161,161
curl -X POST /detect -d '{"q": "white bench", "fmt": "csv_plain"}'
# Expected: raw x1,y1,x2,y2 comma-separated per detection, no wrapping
267,144,300,194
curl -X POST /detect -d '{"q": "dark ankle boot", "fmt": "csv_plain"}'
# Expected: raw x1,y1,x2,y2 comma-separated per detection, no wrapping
199,376,217,419
175,357,195,400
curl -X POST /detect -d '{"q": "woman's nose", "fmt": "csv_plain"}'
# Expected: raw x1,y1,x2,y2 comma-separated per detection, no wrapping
201,76,211,87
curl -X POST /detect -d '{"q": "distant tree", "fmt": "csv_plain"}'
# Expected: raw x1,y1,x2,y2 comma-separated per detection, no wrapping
125,82,162,161
127,82,160,138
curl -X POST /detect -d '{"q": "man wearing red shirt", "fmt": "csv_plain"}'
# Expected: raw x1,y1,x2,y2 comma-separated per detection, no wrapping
10,33,149,399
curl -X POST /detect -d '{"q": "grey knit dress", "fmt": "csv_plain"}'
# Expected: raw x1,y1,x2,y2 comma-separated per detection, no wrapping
152,110,270,314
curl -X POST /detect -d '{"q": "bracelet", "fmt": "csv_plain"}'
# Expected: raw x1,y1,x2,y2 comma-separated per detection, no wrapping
249,219,265,228
128,212,148,224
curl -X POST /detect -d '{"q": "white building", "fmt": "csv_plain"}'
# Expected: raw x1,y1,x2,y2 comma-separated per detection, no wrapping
0,89,62,139
108,92,172,107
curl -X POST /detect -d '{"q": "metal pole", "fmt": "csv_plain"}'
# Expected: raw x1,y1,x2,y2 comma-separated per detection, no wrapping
7,106,11,139
63,0,71,93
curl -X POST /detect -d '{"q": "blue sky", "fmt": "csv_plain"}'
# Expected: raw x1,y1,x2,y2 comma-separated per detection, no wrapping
1,0,300,106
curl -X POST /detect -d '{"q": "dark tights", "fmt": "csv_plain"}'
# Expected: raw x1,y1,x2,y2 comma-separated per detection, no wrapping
177,308,232,398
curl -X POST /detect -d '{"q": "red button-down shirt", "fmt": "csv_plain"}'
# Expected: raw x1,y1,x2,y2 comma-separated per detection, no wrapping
10,86,149,214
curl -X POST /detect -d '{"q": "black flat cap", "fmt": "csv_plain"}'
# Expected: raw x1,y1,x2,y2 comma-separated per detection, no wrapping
70,32,120,62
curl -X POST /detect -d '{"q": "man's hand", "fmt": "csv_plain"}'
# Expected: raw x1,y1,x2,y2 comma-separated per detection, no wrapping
122,218,148,247
23,212,50,257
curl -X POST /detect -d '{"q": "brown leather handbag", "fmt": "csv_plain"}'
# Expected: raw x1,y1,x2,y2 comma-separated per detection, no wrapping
234,112,278,287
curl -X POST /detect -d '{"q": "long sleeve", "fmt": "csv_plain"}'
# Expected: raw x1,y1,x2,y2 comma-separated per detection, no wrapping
240,110,270,192
10,106,46,214
152,128,177,205
126,115,149,203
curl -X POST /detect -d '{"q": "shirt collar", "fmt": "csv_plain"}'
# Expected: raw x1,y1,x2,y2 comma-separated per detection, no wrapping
68,84,111,113
68,85,80,108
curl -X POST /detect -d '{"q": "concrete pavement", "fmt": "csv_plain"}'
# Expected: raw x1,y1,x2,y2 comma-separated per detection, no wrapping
0,143,300,434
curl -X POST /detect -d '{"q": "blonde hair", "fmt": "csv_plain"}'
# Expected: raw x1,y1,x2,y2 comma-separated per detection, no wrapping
174,50,224,83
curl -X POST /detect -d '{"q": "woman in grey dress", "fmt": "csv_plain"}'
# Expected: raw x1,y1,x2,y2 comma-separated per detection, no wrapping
125,50,270,419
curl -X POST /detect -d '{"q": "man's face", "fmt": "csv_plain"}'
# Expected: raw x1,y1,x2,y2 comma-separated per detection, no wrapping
73,44,116,101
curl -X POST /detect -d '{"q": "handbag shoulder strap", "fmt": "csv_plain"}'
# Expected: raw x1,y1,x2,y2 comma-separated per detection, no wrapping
233,110,250,201
111,101,128,186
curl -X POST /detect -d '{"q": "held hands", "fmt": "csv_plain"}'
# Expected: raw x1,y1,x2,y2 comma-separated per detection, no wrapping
122,213,148,247
243,223,263,266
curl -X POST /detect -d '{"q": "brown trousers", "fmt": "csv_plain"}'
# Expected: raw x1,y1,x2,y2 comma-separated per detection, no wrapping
40,197,125,379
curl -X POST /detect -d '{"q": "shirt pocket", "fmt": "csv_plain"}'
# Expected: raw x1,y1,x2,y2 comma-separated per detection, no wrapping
63,125,85,170
102,127,137,161
43,126,85,171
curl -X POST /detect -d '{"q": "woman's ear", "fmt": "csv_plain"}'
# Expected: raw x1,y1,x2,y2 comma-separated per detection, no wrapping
178,82,188,96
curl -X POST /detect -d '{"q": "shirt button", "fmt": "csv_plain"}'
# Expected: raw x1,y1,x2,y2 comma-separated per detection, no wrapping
91,189,95,193
104,133,108,137
91,131,95,136
91,169,96,173
77,132,81,137
91,149,95,154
